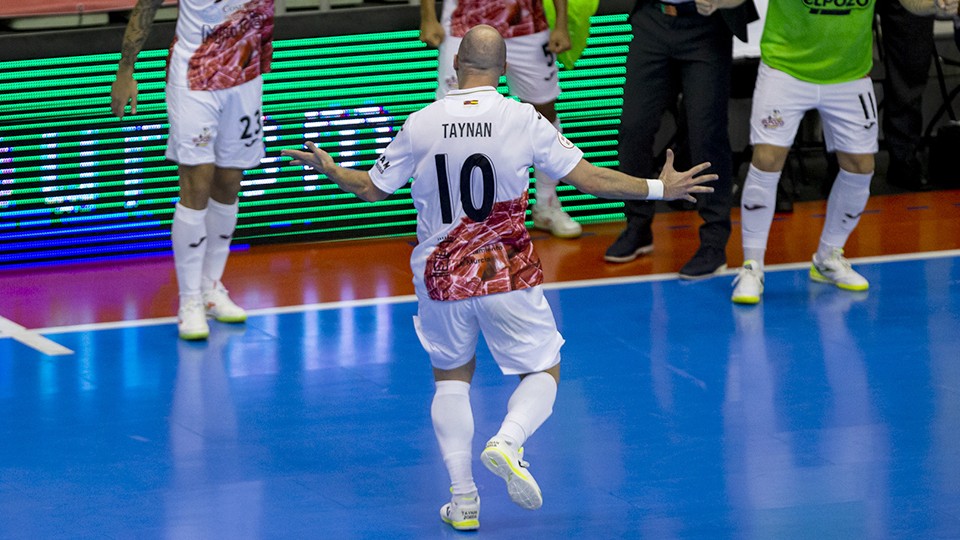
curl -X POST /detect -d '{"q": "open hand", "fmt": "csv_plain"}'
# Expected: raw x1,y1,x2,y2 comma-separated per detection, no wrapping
281,141,335,173
659,148,717,202
110,71,138,118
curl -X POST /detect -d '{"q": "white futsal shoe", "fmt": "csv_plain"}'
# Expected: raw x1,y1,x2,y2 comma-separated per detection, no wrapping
810,248,869,291
731,260,764,305
177,296,210,340
481,436,543,510
202,282,247,323
531,201,582,239
440,492,480,531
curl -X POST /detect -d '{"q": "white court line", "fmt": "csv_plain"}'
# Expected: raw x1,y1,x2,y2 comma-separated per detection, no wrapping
12,248,960,339
540,248,960,291
0,316,74,356
38,295,419,336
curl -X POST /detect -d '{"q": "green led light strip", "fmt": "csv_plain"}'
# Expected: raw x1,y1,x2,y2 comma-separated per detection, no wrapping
0,13,631,267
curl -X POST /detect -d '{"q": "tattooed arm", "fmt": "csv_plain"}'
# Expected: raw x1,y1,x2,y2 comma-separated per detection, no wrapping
110,0,165,118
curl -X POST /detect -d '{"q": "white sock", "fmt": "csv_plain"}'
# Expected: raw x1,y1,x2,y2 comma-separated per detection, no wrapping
496,371,558,448
431,380,476,496
818,168,872,260
533,117,563,208
815,240,842,264
740,164,781,269
202,198,239,291
171,203,208,300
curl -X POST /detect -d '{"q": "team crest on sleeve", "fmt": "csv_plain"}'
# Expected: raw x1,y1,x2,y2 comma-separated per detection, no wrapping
557,132,574,149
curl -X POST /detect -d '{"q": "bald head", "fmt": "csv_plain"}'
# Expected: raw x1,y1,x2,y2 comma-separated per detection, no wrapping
454,24,506,87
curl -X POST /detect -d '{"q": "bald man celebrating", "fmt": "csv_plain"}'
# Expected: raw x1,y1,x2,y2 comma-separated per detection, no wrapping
283,25,715,531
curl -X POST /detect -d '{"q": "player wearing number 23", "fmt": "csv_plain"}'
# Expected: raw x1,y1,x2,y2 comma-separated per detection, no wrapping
110,0,274,340
284,25,715,531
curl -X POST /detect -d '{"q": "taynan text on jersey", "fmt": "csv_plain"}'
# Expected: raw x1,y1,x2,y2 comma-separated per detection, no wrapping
442,122,493,139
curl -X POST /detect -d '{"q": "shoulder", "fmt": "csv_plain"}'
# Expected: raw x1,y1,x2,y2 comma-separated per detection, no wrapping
407,102,436,124
499,97,537,117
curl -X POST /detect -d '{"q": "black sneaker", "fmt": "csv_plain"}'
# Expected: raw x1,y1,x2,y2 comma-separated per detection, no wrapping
604,226,654,263
678,245,727,280
887,157,932,192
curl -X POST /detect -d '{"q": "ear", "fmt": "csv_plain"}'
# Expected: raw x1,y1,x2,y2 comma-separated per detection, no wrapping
502,61,508,77
454,54,460,71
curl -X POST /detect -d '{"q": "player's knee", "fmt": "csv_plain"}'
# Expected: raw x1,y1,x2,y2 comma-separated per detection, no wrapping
750,144,790,173
177,181,213,209
836,153,874,175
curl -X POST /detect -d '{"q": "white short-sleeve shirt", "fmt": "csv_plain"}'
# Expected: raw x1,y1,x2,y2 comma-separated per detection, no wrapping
369,86,583,301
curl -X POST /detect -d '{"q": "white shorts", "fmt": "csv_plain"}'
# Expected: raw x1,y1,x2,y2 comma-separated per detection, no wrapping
165,77,266,169
749,62,879,155
436,30,561,104
413,285,564,375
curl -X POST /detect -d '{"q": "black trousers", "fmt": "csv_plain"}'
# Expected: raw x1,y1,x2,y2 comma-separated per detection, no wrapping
617,3,734,249
876,0,935,165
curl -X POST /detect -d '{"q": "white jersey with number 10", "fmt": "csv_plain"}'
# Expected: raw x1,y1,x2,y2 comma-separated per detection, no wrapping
369,86,583,302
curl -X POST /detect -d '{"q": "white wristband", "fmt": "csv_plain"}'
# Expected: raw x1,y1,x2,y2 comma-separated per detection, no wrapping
646,179,664,200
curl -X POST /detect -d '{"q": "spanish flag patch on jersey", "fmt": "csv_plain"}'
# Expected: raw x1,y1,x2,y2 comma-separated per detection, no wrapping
463,100,479,106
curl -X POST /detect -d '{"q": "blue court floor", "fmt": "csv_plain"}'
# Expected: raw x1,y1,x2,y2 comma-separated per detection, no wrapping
2,252,960,539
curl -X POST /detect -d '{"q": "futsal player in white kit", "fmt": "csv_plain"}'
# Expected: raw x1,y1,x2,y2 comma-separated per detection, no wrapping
420,0,584,238
283,25,716,531
721,0,955,304
110,0,273,339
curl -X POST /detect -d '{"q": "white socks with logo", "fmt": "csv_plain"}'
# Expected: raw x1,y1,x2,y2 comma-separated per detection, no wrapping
431,380,477,496
172,202,208,300
202,198,239,290
819,169,872,260
496,371,558,449
739,164,781,268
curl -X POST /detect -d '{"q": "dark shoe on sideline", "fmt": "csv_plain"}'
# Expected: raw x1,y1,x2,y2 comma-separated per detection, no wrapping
604,226,653,263
887,158,932,192
678,245,727,280
776,181,794,213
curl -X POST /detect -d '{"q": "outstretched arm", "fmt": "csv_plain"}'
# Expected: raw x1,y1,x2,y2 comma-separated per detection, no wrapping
110,0,165,118
282,142,392,202
560,149,716,202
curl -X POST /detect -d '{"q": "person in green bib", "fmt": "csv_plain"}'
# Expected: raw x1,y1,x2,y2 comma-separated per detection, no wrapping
719,0,957,304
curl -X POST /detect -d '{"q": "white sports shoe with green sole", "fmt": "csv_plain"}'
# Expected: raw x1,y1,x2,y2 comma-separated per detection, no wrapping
177,296,209,340
481,436,543,510
203,282,247,323
732,260,764,305
440,493,479,531
810,248,869,291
